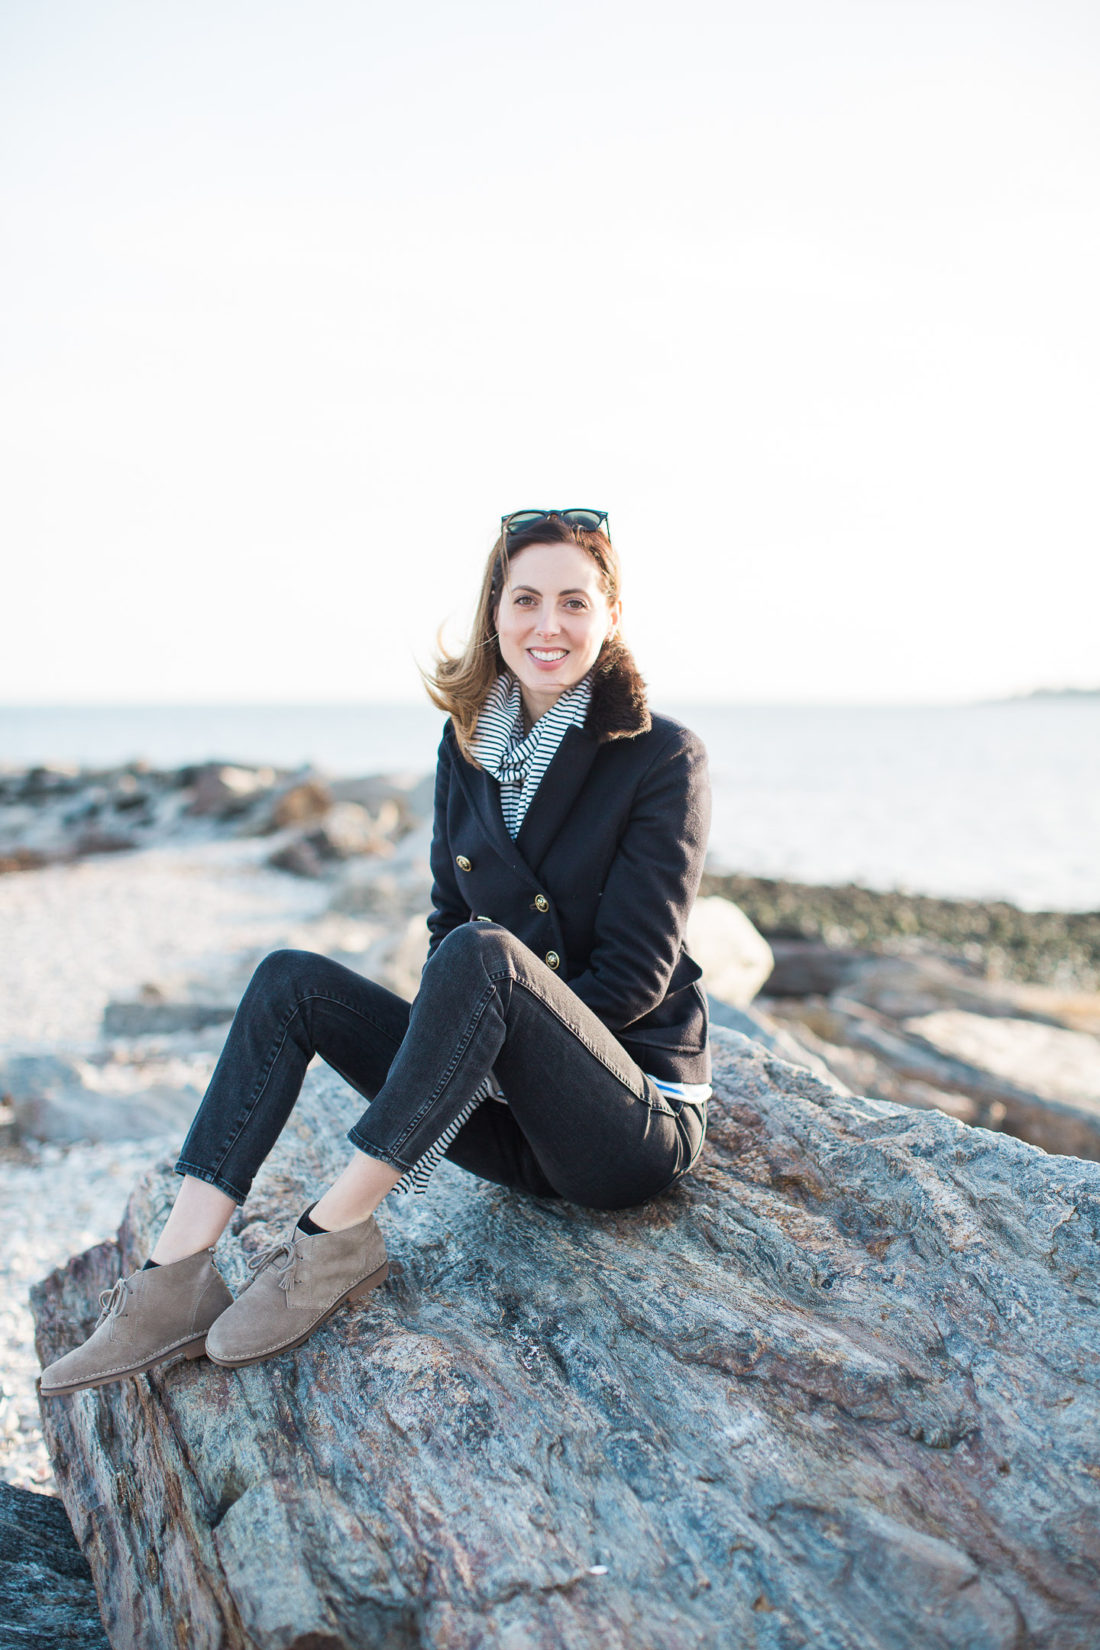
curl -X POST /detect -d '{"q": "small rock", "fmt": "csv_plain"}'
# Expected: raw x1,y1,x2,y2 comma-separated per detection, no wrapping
11,1082,203,1145
327,774,422,833
187,764,277,818
69,828,136,858
102,1001,236,1037
0,1055,87,1103
18,764,81,799
308,801,396,860
762,940,879,997
269,780,334,829
0,848,52,874
267,838,330,878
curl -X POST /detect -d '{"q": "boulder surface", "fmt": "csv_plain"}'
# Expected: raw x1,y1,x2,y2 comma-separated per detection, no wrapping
0,1480,109,1649
32,1026,1100,1650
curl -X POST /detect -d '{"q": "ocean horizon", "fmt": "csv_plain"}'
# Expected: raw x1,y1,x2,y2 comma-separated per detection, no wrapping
2,698,1097,914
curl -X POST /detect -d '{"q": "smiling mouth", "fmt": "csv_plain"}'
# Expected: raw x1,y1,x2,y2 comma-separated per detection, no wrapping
529,649,568,662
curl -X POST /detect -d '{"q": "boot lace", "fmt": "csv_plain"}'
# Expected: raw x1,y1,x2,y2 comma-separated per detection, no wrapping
246,1239,299,1293
95,1278,131,1327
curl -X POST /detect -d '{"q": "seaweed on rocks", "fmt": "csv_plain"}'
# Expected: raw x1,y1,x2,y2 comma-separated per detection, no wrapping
700,870,1100,992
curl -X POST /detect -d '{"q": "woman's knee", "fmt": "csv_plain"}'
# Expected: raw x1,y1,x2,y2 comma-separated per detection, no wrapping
430,921,519,975
247,947,325,1001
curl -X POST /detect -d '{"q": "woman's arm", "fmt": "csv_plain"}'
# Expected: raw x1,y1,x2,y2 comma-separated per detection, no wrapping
565,726,711,1031
425,728,468,961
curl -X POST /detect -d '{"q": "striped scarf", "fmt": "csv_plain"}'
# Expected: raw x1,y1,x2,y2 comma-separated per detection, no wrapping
469,671,592,840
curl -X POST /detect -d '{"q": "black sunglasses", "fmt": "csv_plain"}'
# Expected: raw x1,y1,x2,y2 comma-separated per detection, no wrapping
501,508,610,542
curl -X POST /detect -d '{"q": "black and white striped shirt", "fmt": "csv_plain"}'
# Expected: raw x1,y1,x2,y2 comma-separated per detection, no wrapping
468,670,593,840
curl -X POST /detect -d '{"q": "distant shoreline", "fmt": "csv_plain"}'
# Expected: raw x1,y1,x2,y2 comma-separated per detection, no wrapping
699,870,1100,993
3,688,1099,714
2,697,1096,914
983,686,1100,703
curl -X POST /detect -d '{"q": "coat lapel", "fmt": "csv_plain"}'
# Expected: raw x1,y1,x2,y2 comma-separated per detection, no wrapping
515,726,600,873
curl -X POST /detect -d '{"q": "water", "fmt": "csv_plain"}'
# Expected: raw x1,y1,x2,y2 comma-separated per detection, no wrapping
2,699,1097,913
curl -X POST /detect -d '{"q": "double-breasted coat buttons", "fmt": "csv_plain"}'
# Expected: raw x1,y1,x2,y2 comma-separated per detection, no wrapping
456,855,472,872
545,950,560,969
534,894,549,912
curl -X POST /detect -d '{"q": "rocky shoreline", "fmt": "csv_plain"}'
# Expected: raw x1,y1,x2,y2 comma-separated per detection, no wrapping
2,757,1099,1509
5,757,1095,979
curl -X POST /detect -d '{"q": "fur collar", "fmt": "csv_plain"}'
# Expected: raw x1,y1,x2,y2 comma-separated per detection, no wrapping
585,638,651,741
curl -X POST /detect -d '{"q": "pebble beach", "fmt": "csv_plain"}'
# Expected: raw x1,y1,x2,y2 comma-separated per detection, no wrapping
0,834,340,1489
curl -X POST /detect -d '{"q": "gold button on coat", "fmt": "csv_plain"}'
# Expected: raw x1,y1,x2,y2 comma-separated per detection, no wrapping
545,950,560,969
534,894,549,913
456,855,472,872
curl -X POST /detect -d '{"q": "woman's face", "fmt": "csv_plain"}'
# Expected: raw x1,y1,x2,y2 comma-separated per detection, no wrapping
494,540,622,724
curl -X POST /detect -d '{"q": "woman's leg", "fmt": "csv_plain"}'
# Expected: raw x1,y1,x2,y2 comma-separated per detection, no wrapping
172,947,412,1211
201,923,702,1370
150,1177,237,1264
347,921,705,1211
39,927,702,1392
166,920,699,1248
162,942,570,1255
40,951,415,1394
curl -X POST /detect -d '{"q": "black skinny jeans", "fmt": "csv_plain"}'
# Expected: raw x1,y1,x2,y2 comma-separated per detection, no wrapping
175,921,707,1211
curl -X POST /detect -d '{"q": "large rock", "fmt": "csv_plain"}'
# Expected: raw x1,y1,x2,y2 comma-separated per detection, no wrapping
757,1008,983,1126
101,999,237,1038
0,1481,109,1649
685,895,774,1006
903,1009,1100,1107
9,1080,204,1146
841,953,1100,1032
31,1028,1100,1649
2,1052,204,1145
754,954,1100,1152
828,996,1100,1159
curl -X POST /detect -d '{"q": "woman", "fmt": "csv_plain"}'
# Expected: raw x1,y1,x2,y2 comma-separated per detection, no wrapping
39,508,712,1398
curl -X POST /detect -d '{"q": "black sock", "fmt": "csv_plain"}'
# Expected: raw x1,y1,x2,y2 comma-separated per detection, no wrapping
142,1258,160,1270
296,1207,330,1236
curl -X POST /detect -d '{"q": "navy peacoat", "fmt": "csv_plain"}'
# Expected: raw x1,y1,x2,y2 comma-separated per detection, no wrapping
425,644,712,1085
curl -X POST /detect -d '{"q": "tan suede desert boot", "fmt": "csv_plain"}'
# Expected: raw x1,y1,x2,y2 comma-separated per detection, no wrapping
205,1206,390,1369
39,1248,233,1397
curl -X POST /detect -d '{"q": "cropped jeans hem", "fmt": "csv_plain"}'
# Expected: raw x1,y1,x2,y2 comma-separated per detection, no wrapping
344,1131,413,1174
174,1160,250,1206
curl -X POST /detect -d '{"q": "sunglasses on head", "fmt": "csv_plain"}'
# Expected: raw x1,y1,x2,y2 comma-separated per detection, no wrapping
501,508,610,542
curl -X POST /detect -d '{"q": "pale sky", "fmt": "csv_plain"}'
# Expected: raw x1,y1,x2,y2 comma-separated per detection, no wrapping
2,0,1097,706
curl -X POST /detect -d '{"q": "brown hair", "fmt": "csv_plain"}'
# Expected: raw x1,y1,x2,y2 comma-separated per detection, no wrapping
420,514,622,764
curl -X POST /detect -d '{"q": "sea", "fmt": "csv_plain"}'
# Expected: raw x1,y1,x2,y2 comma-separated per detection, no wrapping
1,699,1097,914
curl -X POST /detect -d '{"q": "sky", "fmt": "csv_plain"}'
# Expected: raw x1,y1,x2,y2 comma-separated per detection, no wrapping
2,0,1098,706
